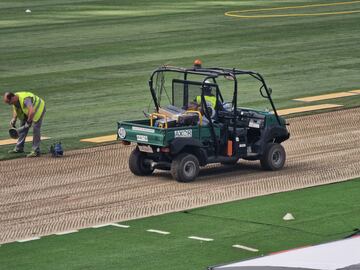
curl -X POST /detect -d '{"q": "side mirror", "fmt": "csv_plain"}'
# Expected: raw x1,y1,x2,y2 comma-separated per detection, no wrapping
260,86,272,97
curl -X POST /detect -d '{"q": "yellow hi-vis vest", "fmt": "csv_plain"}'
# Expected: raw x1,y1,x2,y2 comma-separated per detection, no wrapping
196,95,216,109
14,92,45,122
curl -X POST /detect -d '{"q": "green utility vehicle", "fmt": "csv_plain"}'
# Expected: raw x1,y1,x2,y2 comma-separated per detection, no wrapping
117,65,290,182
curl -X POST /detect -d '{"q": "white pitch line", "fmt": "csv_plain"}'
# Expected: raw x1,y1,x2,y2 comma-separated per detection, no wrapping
188,236,214,242
111,223,130,228
17,237,40,243
232,244,259,252
55,230,78,235
147,229,170,235
92,223,114,228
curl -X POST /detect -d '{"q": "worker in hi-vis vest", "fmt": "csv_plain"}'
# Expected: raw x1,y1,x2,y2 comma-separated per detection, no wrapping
195,79,216,118
3,91,46,157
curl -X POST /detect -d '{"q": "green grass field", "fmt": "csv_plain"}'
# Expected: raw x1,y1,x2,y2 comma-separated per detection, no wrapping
1,178,359,270
1,1,359,269
0,0,359,158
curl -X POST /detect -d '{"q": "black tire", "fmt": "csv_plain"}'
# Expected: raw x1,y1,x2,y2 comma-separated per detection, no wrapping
260,143,286,170
171,153,200,183
129,148,154,176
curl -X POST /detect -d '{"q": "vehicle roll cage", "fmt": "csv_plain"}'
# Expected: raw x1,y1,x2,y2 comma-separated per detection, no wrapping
149,65,281,123
148,65,281,156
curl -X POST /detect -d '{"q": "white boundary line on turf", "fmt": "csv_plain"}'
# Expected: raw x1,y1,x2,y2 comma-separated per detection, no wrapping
92,223,114,228
17,237,40,242
55,230,78,235
232,244,259,252
92,223,130,228
147,229,170,235
188,236,213,242
111,223,130,228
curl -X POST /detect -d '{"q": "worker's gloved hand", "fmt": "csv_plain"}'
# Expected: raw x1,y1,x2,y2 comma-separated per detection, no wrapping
9,118,16,127
24,121,32,129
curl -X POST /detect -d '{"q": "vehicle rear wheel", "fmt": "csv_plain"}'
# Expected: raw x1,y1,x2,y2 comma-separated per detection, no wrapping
129,148,154,176
260,143,286,170
171,153,200,183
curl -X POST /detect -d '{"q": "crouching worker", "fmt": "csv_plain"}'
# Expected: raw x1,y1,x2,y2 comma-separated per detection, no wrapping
3,91,46,157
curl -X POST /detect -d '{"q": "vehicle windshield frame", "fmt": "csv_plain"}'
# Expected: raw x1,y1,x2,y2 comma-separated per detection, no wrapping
148,66,280,124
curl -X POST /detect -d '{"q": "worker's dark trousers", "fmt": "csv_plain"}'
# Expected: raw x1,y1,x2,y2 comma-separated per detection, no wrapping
16,107,46,153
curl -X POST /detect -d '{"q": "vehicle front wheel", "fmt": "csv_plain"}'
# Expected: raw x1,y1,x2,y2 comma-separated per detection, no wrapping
129,148,154,176
260,143,286,171
171,153,200,183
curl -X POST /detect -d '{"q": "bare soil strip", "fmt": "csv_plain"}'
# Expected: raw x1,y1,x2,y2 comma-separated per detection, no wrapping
0,136,50,146
293,92,358,102
0,108,359,244
277,104,343,115
80,135,117,143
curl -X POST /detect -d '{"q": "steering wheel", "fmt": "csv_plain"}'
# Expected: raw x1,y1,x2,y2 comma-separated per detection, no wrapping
222,102,233,112
207,105,216,118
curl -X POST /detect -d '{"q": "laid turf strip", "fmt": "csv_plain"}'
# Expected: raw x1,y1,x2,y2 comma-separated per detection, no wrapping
0,0,360,158
1,178,359,270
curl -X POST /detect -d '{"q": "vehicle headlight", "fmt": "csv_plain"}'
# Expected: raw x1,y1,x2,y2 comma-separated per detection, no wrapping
118,127,126,139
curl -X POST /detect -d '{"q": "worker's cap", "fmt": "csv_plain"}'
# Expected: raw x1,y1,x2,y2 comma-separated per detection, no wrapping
202,79,213,93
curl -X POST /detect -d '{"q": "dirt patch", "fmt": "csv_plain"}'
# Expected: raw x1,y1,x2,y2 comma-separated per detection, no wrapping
0,108,359,244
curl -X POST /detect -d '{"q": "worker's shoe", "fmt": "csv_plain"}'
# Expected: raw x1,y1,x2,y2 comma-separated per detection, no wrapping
8,148,24,154
26,151,40,158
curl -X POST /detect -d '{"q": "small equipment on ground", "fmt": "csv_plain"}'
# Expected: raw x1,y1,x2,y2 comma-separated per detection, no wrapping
117,63,290,182
50,142,64,157
9,127,19,139
8,124,29,139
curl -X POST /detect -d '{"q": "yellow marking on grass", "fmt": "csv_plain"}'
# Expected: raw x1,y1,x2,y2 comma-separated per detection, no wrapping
293,92,358,102
0,136,50,146
277,104,343,116
349,89,360,94
80,134,117,143
225,1,360,18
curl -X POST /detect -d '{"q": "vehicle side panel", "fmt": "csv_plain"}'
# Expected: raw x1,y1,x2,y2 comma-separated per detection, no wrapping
118,120,220,147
